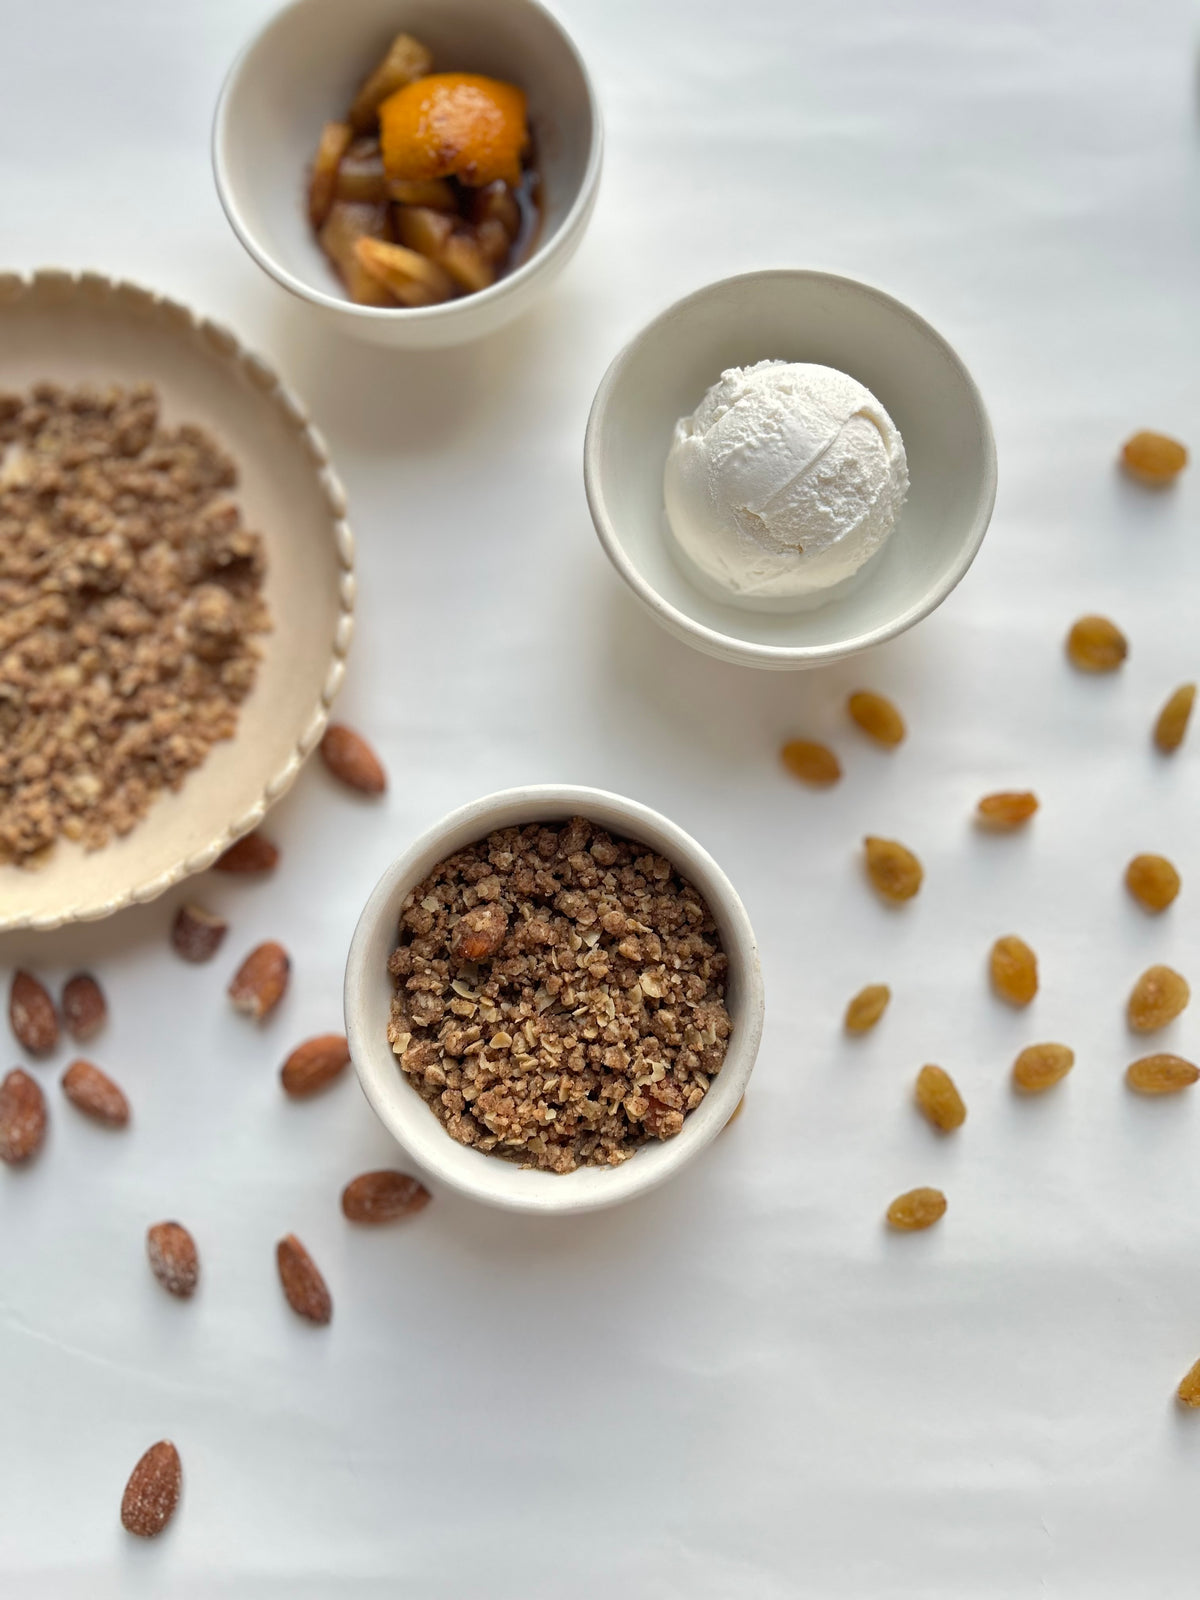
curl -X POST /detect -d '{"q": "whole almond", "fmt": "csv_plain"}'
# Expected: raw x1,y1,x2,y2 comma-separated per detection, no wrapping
62,1059,130,1127
281,1034,351,1098
228,942,290,1021
9,970,58,1055
0,1068,47,1163
341,1170,432,1224
214,831,279,873
146,1221,200,1298
320,724,387,795
62,972,107,1042
120,1440,182,1538
171,903,228,963
276,1233,332,1324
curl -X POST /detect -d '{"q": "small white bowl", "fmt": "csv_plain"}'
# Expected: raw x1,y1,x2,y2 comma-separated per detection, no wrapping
344,786,764,1215
213,0,602,349
584,270,997,669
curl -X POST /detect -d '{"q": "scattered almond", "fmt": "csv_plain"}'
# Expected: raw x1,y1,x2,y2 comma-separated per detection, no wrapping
276,1233,332,1324
120,1440,182,1538
886,1187,947,1231
1121,430,1188,485
214,831,279,873
1124,854,1180,913
228,942,291,1021
1127,964,1189,1033
1066,615,1127,672
1178,1359,1200,1408
146,1221,200,1298
62,1060,129,1127
0,1068,46,1163
320,724,387,795
976,791,1039,829
863,836,923,902
1012,1043,1074,1094
9,969,58,1055
915,1065,966,1132
171,902,229,962
341,1170,432,1223
780,739,841,786
847,690,906,746
1125,1054,1198,1095
1154,683,1195,753
990,935,1038,1007
61,972,107,1042
281,1034,351,1098
844,983,891,1034
449,903,509,962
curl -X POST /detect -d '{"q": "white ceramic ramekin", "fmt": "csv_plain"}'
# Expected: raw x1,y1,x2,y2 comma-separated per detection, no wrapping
213,0,602,348
584,270,997,669
344,786,764,1214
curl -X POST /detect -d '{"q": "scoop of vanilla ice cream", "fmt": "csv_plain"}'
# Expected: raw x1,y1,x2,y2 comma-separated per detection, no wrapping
663,360,908,604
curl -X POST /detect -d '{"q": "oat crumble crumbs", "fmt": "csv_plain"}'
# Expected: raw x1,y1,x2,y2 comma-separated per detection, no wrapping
0,381,269,866
386,816,732,1172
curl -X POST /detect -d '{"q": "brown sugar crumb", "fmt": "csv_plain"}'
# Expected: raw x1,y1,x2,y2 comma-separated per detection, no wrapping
847,690,905,747
1121,430,1188,486
844,983,890,1035
990,935,1038,1007
779,739,841,786
0,382,269,866
1066,615,1127,673
914,1065,966,1132
1126,965,1189,1033
1012,1042,1074,1094
1154,684,1195,753
886,1186,946,1231
976,791,1039,830
863,836,923,902
1125,854,1180,914
385,816,732,1173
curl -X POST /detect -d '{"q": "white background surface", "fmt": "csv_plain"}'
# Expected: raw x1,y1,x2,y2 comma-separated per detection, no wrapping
1,0,1199,1593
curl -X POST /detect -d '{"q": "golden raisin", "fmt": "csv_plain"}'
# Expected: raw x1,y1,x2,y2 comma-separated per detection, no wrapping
1066,615,1127,673
1121,430,1188,485
847,690,905,747
1178,1359,1200,1408
863,836,923,902
1154,683,1195,753
886,1187,947,1231
1125,854,1180,914
844,983,891,1035
780,739,841,787
976,791,1039,830
915,1065,966,1132
1126,1054,1199,1095
1127,965,1189,1033
1012,1042,1074,1094
990,936,1038,1007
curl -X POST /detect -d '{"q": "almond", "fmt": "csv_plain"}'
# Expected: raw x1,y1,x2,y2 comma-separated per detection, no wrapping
62,1059,130,1127
276,1233,332,1324
120,1440,182,1538
9,969,58,1055
450,903,508,961
341,1170,431,1223
214,830,279,873
281,1034,351,1098
0,1068,47,1163
171,902,229,962
228,941,290,1021
146,1221,200,1298
320,723,387,795
61,972,107,1042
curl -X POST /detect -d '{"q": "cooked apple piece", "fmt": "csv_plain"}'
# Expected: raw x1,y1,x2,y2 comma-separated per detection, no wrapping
470,179,520,238
354,237,455,307
308,121,353,229
394,207,495,293
394,204,455,258
439,230,496,294
334,136,388,203
387,178,459,211
349,33,434,132
319,202,396,305
475,216,511,266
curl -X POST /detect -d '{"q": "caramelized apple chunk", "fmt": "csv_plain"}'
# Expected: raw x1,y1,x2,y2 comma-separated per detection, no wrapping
308,121,353,229
348,33,434,133
318,202,396,305
334,136,389,203
354,237,455,307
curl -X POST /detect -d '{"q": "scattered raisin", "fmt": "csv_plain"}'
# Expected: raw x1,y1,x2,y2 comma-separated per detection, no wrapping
1121,430,1188,485
915,1065,966,1132
844,983,891,1035
724,1095,746,1129
1126,1054,1199,1095
1012,1042,1074,1094
847,691,905,747
1178,1359,1200,1408
1126,965,1189,1033
1066,615,1127,673
1125,854,1180,914
1154,683,1195,753
886,1187,947,1231
990,936,1038,1007
863,837,923,902
780,739,841,786
976,791,1039,829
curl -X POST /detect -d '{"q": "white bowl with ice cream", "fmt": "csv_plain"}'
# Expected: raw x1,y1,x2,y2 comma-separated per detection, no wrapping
584,270,996,669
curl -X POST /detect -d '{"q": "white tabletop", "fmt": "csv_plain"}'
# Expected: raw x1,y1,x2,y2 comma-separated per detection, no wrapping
2,0,1199,1593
